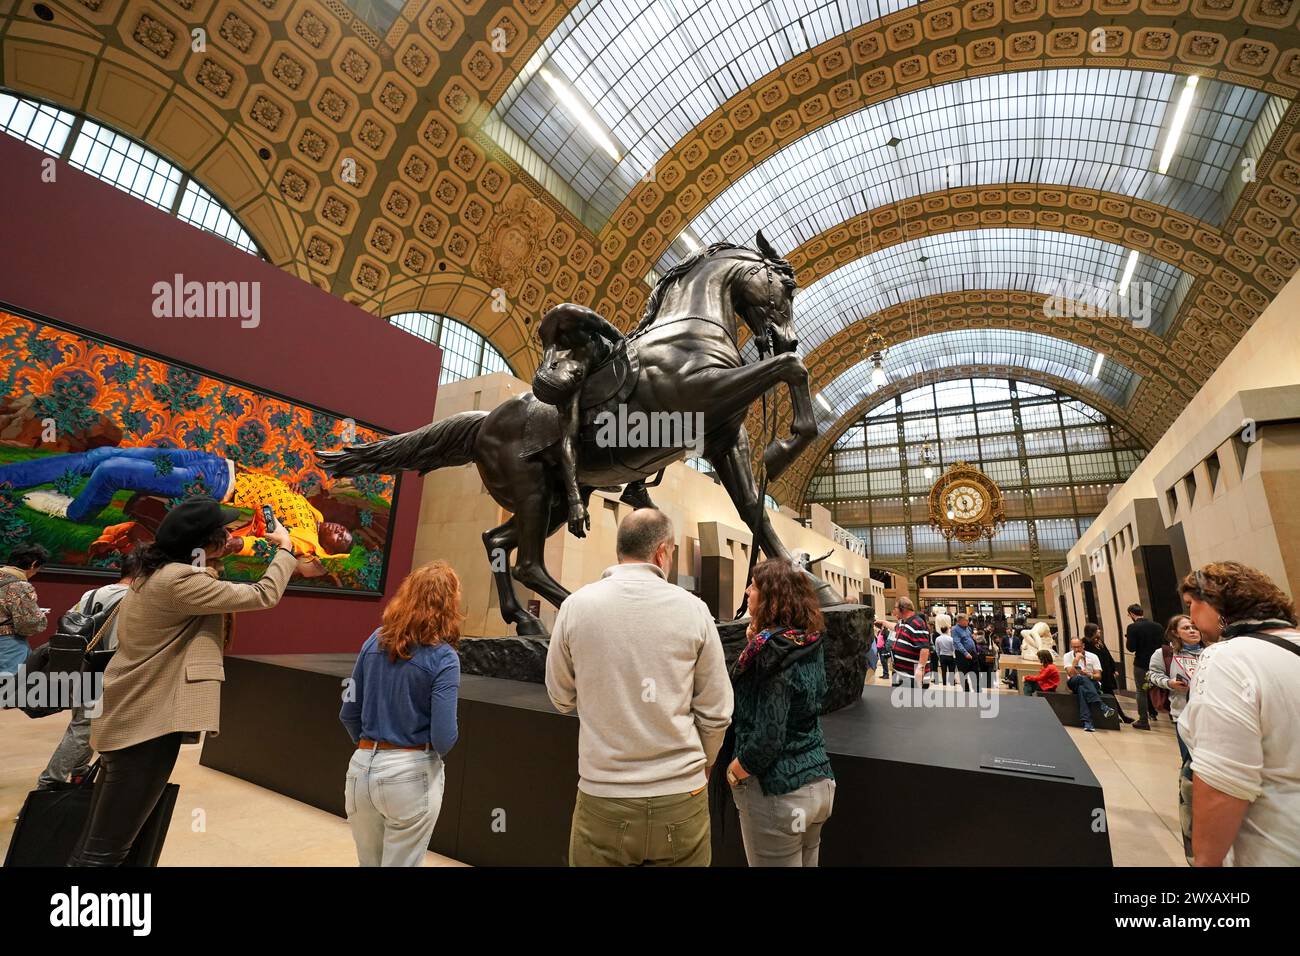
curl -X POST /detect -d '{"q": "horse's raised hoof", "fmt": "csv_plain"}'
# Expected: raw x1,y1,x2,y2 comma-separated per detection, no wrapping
515,617,549,638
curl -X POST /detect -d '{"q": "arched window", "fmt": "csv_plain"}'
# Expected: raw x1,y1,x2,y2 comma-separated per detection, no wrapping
0,91,261,256
387,312,513,385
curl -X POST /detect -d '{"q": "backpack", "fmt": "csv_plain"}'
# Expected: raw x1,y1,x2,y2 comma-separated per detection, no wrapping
1145,645,1174,713
46,587,123,677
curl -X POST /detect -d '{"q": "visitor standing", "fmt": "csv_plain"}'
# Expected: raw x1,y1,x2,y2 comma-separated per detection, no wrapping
889,596,930,686
934,617,956,686
1125,604,1165,730
726,558,835,867
71,497,296,866
0,544,49,676
36,553,141,790
952,613,978,691
340,561,462,867
1179,562,1300,866
875,620,891,682
546,508,732,866
1084,623,1133,724
1147,613,1207,864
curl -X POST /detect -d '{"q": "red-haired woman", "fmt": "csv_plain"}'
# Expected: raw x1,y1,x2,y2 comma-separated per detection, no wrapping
726,559,835,866
340,560,463,866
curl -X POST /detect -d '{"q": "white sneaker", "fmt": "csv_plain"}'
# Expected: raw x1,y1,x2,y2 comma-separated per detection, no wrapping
22,490,73,518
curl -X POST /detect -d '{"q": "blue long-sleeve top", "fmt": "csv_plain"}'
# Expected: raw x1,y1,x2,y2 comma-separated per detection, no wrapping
339,630,460,755
951,624,977,659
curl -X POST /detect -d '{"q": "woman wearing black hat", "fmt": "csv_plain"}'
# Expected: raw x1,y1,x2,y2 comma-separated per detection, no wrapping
71,496,297,866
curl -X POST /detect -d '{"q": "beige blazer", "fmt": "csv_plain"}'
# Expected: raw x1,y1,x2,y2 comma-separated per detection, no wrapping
91,550,296,753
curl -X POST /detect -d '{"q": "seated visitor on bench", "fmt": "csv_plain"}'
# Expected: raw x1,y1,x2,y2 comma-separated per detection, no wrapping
1021,649,1059,696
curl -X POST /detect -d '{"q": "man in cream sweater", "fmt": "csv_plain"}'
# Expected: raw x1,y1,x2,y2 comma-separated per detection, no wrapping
545,507,733,866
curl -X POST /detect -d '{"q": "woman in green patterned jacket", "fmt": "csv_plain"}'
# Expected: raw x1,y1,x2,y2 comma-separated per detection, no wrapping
725,558,836,866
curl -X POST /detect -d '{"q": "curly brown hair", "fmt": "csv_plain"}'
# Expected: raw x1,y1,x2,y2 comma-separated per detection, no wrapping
1179,561,1296,626
379,560,464,661
750,558,824,634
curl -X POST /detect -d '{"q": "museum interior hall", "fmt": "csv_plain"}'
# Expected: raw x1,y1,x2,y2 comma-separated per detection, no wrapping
1,0,1298,878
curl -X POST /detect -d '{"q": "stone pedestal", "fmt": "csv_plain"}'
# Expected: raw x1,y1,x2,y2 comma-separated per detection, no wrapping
716,603,871,714
458,636,549,683
458,604,870,714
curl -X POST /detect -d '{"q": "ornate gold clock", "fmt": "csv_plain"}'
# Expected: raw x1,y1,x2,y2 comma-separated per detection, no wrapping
927,462,1006,544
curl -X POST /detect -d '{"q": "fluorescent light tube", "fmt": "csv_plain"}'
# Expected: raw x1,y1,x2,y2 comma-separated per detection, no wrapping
1092,352,1105,378
1117,250,1138,297
1158,75,1199,175
815,392,832,413
540,67,621,162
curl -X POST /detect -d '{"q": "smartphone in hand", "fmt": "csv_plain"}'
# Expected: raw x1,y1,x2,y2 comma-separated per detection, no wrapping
261,504,278,532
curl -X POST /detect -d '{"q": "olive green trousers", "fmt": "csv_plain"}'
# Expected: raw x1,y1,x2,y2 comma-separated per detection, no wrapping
568,787,711,867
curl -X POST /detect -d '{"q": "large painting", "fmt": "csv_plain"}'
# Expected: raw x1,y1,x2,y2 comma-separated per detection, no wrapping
0,307,399,595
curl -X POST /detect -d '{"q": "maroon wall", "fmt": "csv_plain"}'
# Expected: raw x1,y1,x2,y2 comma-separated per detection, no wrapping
0,133,440,653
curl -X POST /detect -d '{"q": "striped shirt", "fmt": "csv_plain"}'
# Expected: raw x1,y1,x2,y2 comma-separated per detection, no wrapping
892,613,931,677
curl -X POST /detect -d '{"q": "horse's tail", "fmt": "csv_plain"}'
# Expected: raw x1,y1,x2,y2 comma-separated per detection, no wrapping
316,411,487,477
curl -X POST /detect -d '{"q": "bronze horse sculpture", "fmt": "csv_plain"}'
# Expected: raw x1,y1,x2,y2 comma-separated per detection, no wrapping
317,232,828,636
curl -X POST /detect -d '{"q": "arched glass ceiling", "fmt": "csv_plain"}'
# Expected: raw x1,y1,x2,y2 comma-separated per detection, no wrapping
792,228,1186,351
0,92,261,256
659,68,1267,270
816,330,1140,414
496,0,922,223
388,312,513,386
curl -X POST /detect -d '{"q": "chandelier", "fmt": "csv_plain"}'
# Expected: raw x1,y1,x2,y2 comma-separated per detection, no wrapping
862,331,887,389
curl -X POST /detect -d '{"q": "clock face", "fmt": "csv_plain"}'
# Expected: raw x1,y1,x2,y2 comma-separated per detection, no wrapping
947,484,985,521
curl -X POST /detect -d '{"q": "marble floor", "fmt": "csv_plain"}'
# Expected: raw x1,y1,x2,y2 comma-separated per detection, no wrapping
1,685,1187,867
0,707,463,867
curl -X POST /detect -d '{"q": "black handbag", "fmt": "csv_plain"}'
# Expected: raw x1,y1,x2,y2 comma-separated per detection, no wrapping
3,761,180,867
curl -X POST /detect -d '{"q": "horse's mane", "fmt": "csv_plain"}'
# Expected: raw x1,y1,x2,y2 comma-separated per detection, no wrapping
630,242,795,338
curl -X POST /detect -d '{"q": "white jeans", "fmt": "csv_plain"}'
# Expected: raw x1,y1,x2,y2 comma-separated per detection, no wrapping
344,748,445,867
731,776,836,867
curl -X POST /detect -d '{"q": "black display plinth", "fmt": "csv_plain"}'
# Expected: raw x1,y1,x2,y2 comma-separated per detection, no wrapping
716,603,870,713
202,655,1111,866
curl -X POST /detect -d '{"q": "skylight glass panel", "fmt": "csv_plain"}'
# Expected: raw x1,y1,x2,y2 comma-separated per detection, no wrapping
2,91,262,256
69,119,182,212
790,228,1186,353
0,91,74,154
664,68,1265,266
176,180,259,255
388,312,513,384
497,0,922,224
817,330,1139,415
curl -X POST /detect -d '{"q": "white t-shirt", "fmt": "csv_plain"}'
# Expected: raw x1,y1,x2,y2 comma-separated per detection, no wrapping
1180,630,1300,866
935,633,955,655
1061,649,1101,677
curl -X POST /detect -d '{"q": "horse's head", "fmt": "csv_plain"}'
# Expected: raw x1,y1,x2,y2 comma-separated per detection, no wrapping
735,230,799,356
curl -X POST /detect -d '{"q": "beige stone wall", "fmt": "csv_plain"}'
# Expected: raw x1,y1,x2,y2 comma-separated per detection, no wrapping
408,373,871,636
1069,266,1300,604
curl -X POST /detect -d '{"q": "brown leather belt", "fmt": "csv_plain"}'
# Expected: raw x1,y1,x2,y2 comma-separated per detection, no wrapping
358,739,430,752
